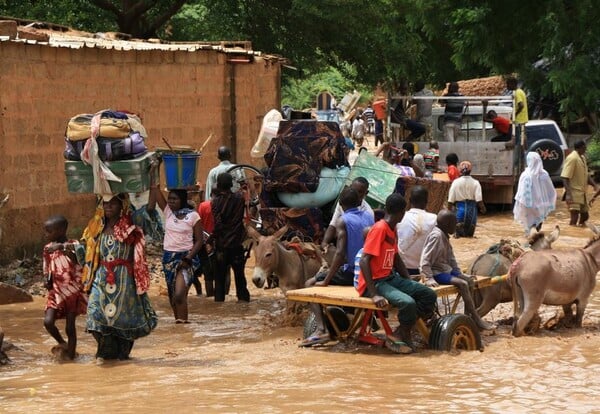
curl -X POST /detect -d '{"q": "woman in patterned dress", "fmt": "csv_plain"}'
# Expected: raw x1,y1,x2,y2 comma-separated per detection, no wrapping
80,194,157,360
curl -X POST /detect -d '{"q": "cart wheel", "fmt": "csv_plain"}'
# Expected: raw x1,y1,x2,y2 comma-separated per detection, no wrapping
302,306,351,340
429,314,483,351
226,164,264,228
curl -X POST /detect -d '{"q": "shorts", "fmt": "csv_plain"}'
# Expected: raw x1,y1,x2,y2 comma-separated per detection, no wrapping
315,268,354,286
433,269,461,285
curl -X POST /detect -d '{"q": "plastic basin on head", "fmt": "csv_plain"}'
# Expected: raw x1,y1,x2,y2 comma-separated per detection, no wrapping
163,152,200,189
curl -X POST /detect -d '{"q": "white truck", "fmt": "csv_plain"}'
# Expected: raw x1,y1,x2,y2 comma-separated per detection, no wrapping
389,96,568,204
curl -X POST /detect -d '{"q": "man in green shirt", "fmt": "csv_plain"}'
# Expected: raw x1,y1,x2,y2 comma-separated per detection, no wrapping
561,140,597,226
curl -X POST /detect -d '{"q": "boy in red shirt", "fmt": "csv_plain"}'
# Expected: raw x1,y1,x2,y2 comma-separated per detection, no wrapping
445,153,460,182
358,193,437,353
484,110,512,142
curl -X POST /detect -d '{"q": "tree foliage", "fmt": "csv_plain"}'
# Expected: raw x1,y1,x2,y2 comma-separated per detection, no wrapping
0,0,187,38
281,65,372,110
1,0,598,124
404,0,600,127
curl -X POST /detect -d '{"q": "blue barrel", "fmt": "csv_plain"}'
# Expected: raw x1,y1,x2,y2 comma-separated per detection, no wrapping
162,152,200,189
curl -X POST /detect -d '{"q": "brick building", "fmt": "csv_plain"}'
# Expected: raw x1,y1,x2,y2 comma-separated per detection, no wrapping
0,21,285,262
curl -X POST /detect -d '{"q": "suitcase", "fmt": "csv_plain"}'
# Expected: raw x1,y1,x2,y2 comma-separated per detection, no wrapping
64,132,147,161
64,152,154,193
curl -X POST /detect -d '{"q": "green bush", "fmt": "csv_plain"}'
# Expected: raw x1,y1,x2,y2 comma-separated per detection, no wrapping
281,66,373,111
587,131,600,169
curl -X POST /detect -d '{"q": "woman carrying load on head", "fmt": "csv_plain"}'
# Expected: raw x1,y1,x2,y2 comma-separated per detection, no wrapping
447,161,486,237
80,193,157,361
148,169,204,324
513,151,557,235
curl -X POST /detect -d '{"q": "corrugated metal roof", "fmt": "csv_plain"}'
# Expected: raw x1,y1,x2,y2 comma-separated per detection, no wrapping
0,26,286,61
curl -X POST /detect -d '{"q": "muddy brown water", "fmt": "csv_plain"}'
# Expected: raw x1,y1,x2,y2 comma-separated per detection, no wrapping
2,197,600,412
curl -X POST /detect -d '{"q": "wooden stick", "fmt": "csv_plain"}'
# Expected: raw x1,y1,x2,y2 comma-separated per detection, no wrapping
161,137,175,152
199,133,214,153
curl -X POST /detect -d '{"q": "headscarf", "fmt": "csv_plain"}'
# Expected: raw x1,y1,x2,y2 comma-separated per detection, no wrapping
459,160,472,176
513,152,557,232
81,194,150,295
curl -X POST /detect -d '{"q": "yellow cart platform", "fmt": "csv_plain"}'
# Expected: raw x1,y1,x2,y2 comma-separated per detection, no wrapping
286,275,504,352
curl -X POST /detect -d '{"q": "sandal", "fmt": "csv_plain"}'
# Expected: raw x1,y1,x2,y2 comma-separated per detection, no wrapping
175,319,190,324
384,337,413,354
299,332,330,347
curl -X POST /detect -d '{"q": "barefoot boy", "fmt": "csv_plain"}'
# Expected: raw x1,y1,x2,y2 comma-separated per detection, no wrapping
42,215,87,360
420,210,496,331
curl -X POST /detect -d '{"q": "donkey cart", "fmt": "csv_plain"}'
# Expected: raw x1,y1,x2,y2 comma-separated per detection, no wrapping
286,275,506,352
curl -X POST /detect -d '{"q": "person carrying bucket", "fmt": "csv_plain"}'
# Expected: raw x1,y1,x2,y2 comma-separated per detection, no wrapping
148,163,205,323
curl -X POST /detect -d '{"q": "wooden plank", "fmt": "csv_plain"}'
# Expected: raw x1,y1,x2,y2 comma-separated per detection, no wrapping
285,276,502,310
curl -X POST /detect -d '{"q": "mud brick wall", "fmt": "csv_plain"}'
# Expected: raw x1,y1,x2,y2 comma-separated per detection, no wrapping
0,41,281,262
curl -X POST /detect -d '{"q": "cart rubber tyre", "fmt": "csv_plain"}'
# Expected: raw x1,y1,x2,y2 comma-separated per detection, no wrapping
303,311,319,339
429,314,483,351
303,306,351,340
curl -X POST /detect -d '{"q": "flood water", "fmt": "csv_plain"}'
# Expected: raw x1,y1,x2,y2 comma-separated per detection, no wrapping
1,195,600,413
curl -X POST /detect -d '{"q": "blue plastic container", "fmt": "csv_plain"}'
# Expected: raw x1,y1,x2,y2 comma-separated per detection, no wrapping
163,152,200,189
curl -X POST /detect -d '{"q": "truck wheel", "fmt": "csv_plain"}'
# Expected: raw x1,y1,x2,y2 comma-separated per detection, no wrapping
429,314,483,351
302,306,350,340
528,139,564,175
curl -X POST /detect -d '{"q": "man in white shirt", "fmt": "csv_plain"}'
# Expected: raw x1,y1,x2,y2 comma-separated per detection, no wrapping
447,161,486,237
321,177,374,249
397,186,437,277
351,115,366,146
205,146,243,200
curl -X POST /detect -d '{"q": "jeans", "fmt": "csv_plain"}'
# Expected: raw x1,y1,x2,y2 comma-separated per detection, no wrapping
375,272,437,326
214,245,250,302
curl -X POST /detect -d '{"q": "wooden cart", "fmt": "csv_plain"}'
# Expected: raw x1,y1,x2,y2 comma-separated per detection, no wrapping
286,275,506,352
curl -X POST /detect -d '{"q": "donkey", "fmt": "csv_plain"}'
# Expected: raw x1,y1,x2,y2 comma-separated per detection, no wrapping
246,225,334,293
471,226,560,317
510,224,599,337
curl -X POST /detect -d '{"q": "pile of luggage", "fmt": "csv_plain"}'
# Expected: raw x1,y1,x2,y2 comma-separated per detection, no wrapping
63,110,148,161
63,109,154,194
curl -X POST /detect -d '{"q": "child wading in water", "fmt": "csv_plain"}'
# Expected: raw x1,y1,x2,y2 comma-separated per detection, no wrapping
42,215,87,360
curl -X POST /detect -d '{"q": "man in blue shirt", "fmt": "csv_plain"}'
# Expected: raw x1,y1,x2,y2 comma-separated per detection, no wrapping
300,187,374,346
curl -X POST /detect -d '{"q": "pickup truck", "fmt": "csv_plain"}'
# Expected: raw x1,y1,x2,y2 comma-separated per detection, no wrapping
390,101,568,204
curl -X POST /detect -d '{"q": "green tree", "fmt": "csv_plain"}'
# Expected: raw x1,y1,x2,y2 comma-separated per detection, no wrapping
0,0,188,38
405,0,600,128
0,0,116,32
89,0,188,38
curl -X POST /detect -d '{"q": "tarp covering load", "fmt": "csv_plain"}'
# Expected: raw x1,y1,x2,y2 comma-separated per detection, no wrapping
347,151,450,213
264,120,348,193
